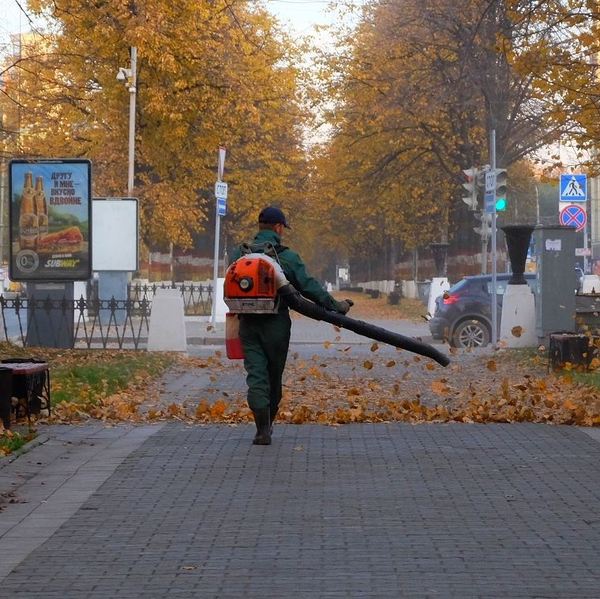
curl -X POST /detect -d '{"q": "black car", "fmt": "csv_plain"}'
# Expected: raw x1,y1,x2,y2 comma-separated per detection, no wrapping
428,273,536,348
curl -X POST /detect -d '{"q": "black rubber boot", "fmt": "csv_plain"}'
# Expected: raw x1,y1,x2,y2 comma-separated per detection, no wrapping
252,409,271,445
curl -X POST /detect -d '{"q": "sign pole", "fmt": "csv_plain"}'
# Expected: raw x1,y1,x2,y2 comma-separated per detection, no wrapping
211,147,227,324
490,129,498,348
584,214,589,273
559,173,589,272
210,207,221,324
481,217,489,275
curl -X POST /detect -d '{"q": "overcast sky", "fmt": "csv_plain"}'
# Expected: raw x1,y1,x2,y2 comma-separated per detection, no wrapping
0,0,341,46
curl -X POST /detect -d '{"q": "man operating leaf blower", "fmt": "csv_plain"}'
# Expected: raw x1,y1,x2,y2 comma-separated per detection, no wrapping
225,206,450,446
227,206,352,445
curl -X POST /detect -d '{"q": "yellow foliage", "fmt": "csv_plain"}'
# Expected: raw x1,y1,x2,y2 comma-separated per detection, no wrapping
0,0,308,248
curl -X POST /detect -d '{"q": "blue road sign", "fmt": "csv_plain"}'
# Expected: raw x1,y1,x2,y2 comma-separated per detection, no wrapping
560,174,587,202
217,197,227,216
559,204,586,231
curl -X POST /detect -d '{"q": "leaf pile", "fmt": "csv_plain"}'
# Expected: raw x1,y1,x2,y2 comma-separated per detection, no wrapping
45,347,600,427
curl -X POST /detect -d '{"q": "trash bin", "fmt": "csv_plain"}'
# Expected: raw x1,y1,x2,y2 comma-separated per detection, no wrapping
1,358,48,416
549,333,599,370
388,282,403,305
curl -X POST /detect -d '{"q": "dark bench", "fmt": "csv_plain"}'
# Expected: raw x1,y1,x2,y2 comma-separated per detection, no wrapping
0,359,51,429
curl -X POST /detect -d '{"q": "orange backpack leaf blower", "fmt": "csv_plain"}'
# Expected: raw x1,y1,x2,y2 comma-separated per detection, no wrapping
224,249,288,359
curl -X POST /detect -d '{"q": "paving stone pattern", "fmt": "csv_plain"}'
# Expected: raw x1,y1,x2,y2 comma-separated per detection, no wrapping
0,425,164,580
1,423,600,598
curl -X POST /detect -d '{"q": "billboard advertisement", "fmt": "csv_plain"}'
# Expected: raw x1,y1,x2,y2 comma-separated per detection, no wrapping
9,159,92,281
92,198,138,271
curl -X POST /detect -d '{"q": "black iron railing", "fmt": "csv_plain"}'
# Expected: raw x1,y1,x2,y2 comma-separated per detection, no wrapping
127,282,213,316
0,281,214,349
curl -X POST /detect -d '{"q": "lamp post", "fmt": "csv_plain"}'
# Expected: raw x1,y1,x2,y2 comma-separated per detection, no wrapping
97,47,137,321
0,154,5,289
0,114,5,273
0,111,14,289
117,47,137,195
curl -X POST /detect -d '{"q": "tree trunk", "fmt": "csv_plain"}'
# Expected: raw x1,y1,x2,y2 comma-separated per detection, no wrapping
389,237,398,280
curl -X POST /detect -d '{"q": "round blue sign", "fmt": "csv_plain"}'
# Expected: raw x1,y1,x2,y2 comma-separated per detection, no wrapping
559,204,586,231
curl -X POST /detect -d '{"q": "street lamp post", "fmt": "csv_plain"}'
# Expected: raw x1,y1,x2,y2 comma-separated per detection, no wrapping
98,47,137,321
117,47,137,195
0,111,14,291
126,47,137,195
0,155,5,289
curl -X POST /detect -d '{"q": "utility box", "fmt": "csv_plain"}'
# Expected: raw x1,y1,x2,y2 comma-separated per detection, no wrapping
27,282,74,348
534,225,577,341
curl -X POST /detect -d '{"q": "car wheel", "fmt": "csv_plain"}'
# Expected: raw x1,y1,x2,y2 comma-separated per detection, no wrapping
451,319,490,348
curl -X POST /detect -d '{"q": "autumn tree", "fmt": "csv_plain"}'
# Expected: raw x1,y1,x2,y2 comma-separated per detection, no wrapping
309,0,599,279
0,0,308,251
505,0,600,174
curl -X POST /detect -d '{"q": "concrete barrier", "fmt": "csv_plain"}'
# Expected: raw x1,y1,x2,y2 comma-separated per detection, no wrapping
147,288,187,352
500,284,537,347
401,280,417,299
213,277,227,322
427,277,450,317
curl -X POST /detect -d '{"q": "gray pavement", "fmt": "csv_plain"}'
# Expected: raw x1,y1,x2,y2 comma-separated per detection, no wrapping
185,313,434,346
1,420,599,597
0,320,599,597
0,424,164,581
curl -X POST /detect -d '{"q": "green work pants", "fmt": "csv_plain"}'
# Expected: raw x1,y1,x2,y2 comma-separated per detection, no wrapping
239,312,291,413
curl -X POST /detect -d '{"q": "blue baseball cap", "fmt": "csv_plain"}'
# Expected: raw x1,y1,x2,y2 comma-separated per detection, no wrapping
258,206,290,228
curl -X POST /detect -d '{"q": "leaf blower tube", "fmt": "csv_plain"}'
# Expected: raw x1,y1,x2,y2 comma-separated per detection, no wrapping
278,285,450,367
224,253,449,367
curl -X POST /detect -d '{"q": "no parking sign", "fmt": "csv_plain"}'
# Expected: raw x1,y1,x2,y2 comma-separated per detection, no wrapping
559,204,586,231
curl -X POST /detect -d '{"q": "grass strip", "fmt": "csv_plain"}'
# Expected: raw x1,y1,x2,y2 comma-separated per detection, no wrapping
509,346,600,390
51,352,176,405
0,430,32,456
0,343,177,407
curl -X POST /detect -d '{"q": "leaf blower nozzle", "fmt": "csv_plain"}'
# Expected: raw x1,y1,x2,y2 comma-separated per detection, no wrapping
278,285,450,367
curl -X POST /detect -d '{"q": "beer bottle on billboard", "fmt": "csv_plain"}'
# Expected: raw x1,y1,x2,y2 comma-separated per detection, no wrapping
19,172,38,250
34,176,48,245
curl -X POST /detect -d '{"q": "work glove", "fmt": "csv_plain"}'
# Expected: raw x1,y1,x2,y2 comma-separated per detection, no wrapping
337,299,354,314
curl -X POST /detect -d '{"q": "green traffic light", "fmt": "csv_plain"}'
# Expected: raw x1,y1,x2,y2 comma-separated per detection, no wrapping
495,197,507,211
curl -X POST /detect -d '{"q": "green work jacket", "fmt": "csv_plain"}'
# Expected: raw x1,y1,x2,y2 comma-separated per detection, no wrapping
230,229,344,313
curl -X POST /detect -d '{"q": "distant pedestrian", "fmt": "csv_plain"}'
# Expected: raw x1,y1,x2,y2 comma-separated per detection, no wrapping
230,206,351,445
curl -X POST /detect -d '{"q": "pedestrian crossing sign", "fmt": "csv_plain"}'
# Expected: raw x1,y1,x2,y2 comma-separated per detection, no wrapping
560,174,587,202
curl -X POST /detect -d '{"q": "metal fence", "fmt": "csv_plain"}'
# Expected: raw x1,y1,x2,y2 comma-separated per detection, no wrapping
0,282,213,350
126,282,213,316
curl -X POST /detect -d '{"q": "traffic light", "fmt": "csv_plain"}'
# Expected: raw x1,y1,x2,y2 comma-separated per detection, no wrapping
462,167,479,210
495,168,507,211
473,212,492,238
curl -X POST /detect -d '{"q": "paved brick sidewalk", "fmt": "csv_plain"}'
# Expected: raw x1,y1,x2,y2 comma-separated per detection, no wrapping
1,422,599,598
0,424,164,580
